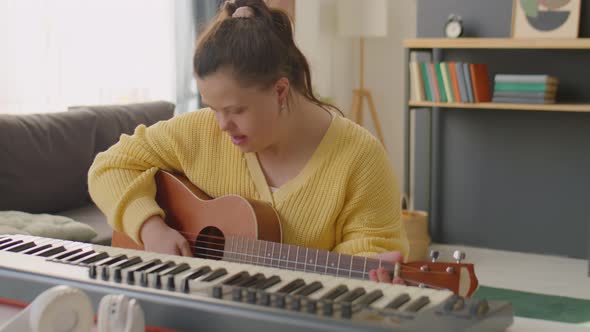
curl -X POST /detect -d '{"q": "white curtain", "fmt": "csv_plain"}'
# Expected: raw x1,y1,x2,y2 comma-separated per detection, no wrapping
0,0,177,114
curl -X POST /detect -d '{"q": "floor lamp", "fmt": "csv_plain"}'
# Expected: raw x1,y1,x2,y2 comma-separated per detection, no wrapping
338,0,388,145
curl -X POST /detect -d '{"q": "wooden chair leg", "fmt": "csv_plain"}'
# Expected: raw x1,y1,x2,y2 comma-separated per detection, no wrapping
350,91,363,125
366,91,385,145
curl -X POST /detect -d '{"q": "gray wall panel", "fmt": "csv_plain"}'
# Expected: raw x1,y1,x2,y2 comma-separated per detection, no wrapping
416,0,590,258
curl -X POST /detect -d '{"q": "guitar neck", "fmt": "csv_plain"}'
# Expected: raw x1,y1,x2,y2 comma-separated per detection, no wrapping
221,236,393,280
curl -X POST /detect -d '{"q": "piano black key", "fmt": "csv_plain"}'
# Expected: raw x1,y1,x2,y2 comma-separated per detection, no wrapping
293,281,323,296
66,250,95,262
276,279,306,294
23,244,52,255
355,290,384,307
113,256,142,269
98,254,128,266
145,261,175,274
185,266,212,280
235,273,265,288
163,263,190,276
79,252,110,265
201,268,228,282
253,275,281,289
54,248,83,260
36,246,66,257
130,259,162,272
0,238,12,245
320,285,349,300
404,296,430,312
222,271,250,286
385,293,411,309
337,287,366,303
6,242,36,253
0,240,23,250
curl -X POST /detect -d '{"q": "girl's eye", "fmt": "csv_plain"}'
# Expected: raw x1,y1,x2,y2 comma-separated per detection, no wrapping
233,107,246,114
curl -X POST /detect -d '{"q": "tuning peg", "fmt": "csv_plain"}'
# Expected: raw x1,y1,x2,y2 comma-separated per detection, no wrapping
453,250,466,263
430,250,440,262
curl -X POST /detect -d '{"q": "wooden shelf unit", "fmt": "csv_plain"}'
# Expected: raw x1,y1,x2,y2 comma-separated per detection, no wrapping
402,38,590,238
408,101,590,113
404,38,590,49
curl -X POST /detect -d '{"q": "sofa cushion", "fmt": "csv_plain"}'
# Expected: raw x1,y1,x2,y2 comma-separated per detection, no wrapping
69,101,175,154
59,204,112,245
0,110,97,213
0,210,97,242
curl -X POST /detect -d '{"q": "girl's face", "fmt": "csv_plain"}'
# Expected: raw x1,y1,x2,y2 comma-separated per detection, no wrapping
196,68,289,153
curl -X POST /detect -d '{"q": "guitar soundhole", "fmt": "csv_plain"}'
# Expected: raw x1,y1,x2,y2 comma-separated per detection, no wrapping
195,226,225,260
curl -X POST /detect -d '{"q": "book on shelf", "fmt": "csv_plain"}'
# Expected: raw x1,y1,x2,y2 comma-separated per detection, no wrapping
493,82,558,92
407,55,491,104
491,96,556,104
493,91,556,99
494,74,558,85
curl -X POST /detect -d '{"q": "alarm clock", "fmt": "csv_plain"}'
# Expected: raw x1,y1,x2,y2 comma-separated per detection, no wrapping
444,14,463,38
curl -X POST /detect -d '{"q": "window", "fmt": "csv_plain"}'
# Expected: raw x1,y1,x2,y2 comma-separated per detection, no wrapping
0,0,176,114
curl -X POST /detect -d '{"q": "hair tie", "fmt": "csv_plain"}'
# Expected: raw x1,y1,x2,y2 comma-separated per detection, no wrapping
232,6,254,19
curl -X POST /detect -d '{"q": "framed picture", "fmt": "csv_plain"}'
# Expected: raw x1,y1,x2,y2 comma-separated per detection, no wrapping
512,0,581,38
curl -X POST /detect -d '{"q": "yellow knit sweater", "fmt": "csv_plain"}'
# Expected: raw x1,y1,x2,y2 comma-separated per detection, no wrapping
88,109,408,257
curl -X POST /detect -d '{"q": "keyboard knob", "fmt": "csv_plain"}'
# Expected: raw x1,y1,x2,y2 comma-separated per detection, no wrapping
306,300,318,314
275,294,286,309
212,286,223,299
469,299,489,317
259,291,270,306
167,276,176,291
181,279,190,293
154,275,162,289
322,301,334,316
140,272,149,287
88,264,97,279
289,296,301,311
341,302,353,319
232,287,243,301
247,289,257,304
126,271,135,285
113,268,122,283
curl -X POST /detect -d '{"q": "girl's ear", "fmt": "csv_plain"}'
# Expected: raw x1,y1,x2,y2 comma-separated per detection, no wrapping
274,77,290,106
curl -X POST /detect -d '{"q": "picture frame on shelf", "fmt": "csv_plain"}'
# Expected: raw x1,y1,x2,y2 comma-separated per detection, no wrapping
511,0,581,38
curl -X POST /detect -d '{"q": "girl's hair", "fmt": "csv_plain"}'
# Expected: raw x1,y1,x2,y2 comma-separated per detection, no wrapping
193,0,341,114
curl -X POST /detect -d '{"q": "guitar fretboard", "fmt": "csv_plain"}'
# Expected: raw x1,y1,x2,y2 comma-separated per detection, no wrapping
220,236,394,279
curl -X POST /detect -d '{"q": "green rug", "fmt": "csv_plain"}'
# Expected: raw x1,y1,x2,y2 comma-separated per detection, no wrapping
474,286,590,324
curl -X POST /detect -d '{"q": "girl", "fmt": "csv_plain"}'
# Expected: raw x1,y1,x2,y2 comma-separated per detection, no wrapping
88,0,407,284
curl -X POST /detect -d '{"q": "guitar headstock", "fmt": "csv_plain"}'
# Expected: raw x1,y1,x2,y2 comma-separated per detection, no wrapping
400,250,479,297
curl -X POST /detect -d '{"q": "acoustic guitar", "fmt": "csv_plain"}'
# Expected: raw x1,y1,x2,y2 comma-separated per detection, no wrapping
112,171,479,297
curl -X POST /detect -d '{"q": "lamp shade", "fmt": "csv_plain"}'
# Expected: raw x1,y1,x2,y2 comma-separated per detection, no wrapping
337,0,388,37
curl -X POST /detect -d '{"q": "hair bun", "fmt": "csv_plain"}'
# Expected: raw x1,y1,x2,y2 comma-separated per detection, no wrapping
223,1,238,17
232,6,255,18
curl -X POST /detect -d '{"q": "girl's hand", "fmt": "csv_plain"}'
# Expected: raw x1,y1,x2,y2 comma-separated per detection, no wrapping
140,215,193,257
368,251,405,285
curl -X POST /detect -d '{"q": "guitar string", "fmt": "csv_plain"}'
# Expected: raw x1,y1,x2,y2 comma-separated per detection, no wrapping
174,230,463,273
175,232,447,275
184,244,452,276
173,250,448,290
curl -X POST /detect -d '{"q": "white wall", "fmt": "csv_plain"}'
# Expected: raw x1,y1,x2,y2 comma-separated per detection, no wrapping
295,0,417,190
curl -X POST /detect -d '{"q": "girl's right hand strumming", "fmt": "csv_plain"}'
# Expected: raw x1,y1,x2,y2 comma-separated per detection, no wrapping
140,215,193,257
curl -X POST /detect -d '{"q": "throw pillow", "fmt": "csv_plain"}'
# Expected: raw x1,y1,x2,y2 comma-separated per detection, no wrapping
0,211,97,242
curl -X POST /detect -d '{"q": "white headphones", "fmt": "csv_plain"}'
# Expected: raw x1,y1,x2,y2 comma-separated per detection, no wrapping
0,286,145,332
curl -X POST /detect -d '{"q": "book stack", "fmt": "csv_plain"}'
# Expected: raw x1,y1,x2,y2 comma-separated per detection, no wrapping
409,60,491,103
492,74,558,104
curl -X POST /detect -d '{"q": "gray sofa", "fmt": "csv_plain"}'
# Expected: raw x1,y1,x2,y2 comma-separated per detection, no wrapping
0,101,175,245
